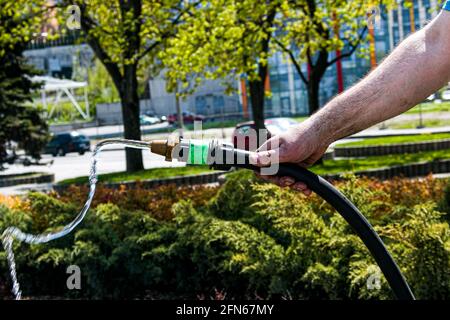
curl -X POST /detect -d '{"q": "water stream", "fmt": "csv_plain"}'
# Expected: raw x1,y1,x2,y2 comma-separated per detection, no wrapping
1,139,151,300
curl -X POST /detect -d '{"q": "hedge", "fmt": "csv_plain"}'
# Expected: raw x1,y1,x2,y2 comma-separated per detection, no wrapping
0,172,449,299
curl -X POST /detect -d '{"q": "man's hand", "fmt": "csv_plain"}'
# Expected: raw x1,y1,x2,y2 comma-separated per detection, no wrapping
250,120,330,196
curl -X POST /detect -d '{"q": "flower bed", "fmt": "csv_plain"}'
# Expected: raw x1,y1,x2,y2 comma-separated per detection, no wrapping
0,171,449,300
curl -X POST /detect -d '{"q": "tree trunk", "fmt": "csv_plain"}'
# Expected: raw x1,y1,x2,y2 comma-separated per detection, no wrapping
120,64,144,172
175,82,184,136
249,80,265,130
248,62,268,146
246,6,276,146
307,79,321,116
306,78,325,165
306,50,329,116
306,50,329,164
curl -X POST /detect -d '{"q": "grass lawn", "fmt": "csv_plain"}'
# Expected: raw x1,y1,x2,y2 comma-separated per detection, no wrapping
311,148,450,175
293,116,308,122
58,165,212,185
184,119,242,130
405,101,450,114
183,116,308,130
337,133,450,147
59,148,450,185
388,119,450,129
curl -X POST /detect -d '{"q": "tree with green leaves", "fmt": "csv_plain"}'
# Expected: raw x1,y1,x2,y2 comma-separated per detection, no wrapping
274,0,395,115
162,0,282,133
0,1,49,55
0,1,50,165
85,59,121,106
65,0,199,172
164,0,399,124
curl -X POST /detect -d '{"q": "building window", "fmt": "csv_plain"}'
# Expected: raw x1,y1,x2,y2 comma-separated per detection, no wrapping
195,96,207,114
213,96,225,110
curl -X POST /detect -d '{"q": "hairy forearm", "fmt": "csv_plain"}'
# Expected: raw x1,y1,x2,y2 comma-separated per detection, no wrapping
308,11,450,145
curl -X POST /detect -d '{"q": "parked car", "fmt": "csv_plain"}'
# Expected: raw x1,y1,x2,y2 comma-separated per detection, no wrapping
268,117,298,128
140,114,160,125
45,132,91,157
167,112,205,124
144,112,167,123
442,90,450,101
232,117,298,151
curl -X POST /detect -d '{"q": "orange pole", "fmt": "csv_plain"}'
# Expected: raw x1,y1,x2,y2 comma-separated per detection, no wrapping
368,22,377,70
264,72,271,93
409,4,416,33
333,12,344,93
240,79,249,119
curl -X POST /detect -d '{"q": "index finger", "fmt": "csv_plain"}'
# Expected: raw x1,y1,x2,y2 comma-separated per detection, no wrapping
257,135,281,153
249,148,281,167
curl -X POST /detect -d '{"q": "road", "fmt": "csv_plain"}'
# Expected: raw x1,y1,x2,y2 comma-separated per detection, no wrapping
74,122,172,140
3,112,450,195
0,123,234,195
6,115,450,183
52,111,450,142
3,147,185,183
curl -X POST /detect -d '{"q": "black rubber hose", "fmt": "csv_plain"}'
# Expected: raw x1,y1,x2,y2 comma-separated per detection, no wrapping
275,164,415,300
210,147,415,300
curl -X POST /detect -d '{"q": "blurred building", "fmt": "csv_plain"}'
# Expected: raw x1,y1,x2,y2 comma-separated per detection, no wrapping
23,0,444,120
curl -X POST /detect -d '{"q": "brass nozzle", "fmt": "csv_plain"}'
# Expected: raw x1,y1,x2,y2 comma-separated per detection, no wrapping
149,138,178,161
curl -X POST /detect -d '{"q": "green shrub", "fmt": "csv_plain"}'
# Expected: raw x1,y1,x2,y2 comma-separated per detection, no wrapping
208,169,257,220
58,183,218,221
375,203,450,299
162,200,286,297
437,182,450,222
0,174,449,299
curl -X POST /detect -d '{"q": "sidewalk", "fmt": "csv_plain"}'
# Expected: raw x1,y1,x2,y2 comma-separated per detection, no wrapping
77,122,171,140
350,125,450,139
0,182,53,196
96,125,450,151
78,111,450,146
91,127,235,151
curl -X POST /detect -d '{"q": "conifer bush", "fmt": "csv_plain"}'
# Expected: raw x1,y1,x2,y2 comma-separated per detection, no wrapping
0,173,449,299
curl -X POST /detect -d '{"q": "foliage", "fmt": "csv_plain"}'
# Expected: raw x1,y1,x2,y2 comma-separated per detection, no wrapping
0,1,48,57
58,165,213,186
58,0,203,171
0,4,49,163
405,101,450,114
162,0,398,116
162,0,280,92
337,133,450,147
161,0,281,131
312,149,450,175
34,100,91,125
278,1,368,56
0,173,449,299
86,59,120,106
56,183,218,222
275,0,398,113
